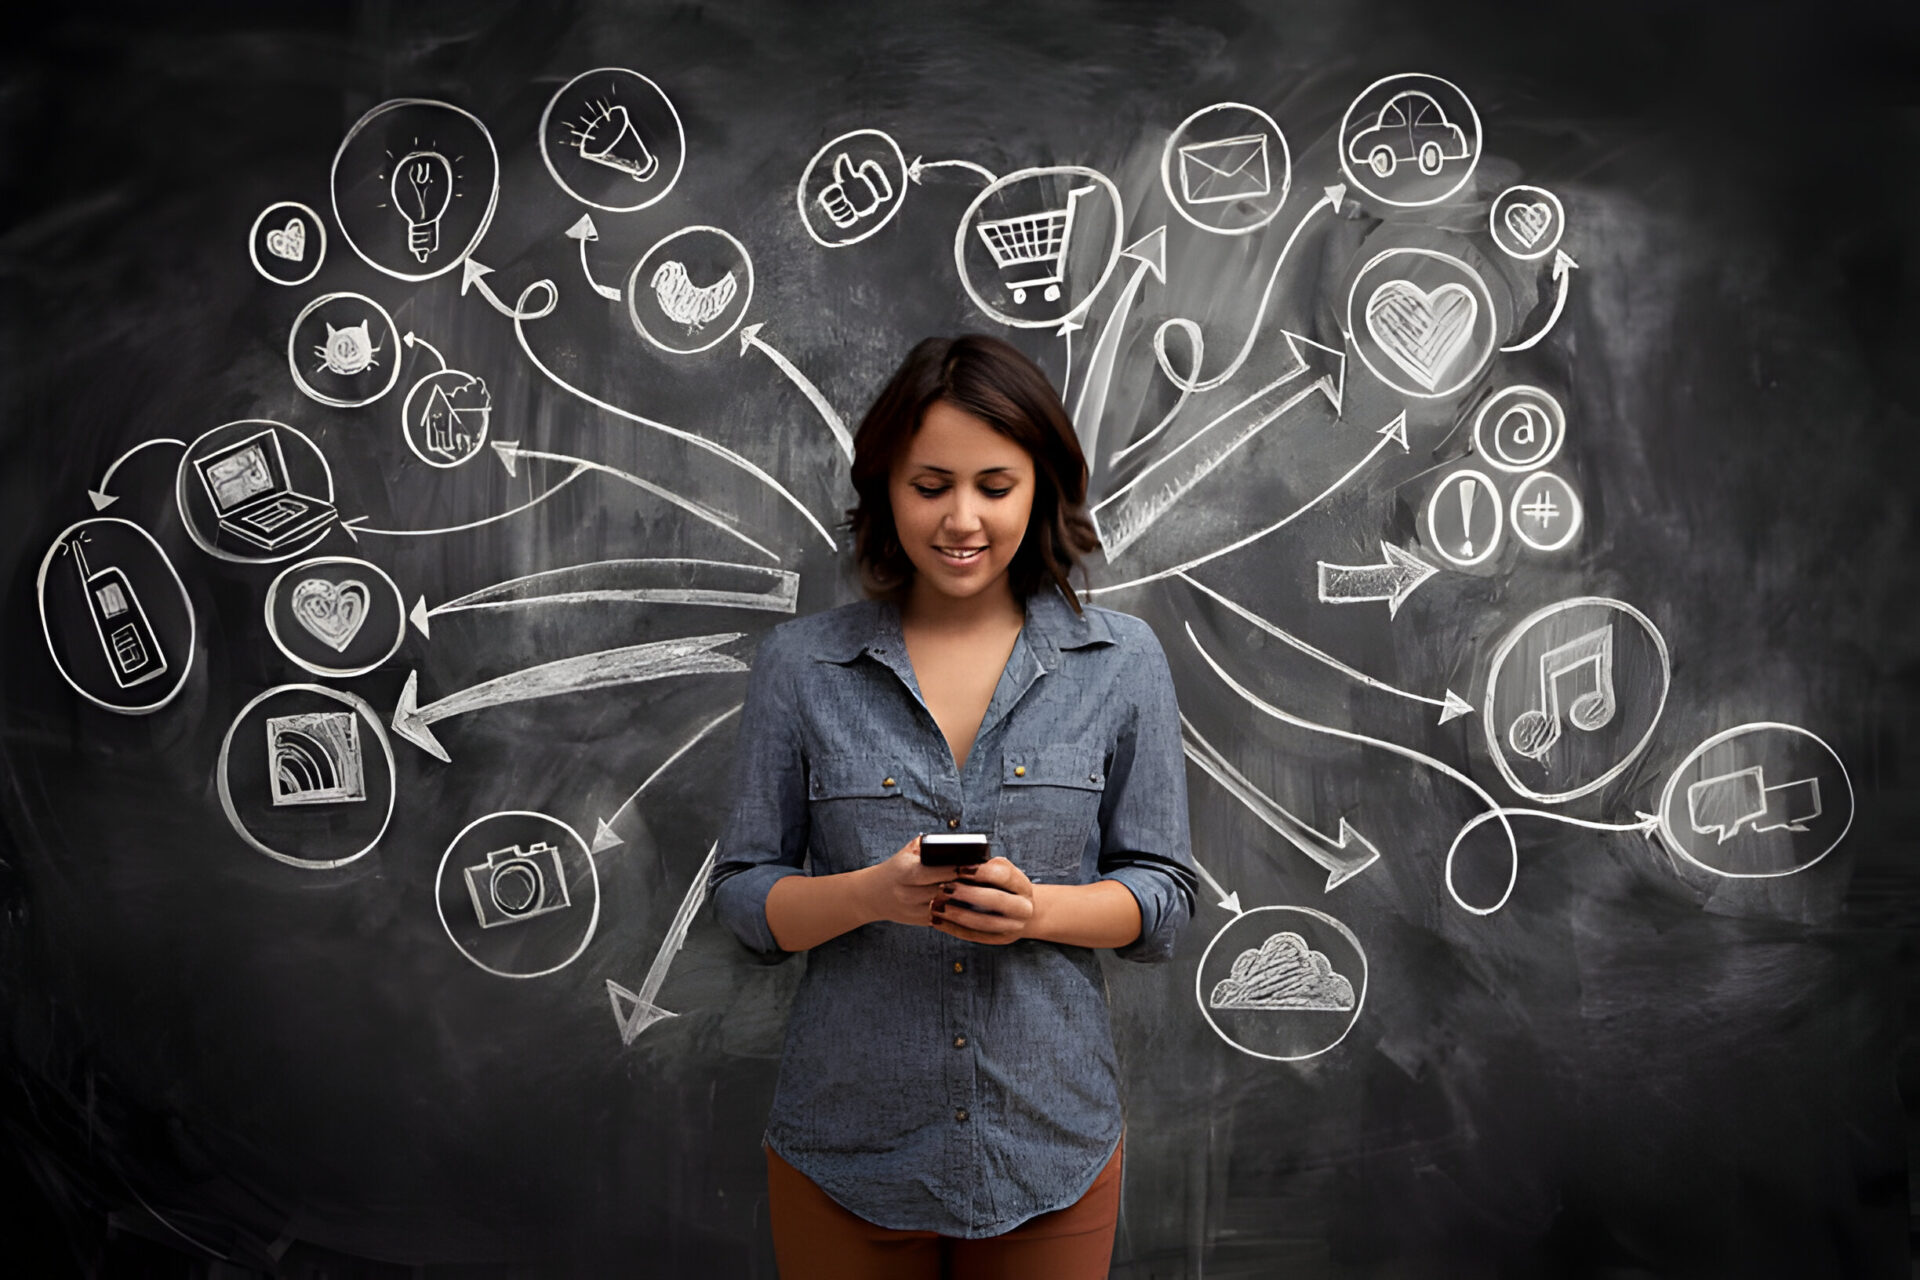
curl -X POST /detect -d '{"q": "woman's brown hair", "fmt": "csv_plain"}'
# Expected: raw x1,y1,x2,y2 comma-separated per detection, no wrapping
846,335,1100,611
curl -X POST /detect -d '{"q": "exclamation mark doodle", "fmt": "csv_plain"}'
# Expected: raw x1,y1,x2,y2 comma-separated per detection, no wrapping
1459,475,1478,558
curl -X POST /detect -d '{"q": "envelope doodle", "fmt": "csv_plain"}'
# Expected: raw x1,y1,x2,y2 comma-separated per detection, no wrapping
1179,134,1271,205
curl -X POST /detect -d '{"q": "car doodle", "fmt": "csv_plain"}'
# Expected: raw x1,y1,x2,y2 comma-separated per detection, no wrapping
1348,90,1470,178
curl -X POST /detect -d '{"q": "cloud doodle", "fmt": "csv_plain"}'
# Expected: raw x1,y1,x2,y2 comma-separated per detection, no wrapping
1209,931,1356,1011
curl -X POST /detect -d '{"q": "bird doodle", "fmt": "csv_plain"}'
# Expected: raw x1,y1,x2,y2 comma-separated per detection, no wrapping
649,260,738,332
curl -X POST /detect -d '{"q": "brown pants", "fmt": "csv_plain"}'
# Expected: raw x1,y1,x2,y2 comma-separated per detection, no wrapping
765,1140,1123,1279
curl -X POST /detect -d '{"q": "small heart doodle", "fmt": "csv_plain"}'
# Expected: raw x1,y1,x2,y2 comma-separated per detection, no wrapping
1504,202,1553,249
266,219,307,262
1365,279,1479,391
291,577,369,653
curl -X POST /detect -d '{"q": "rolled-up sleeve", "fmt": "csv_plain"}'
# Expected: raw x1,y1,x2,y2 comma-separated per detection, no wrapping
708,626,809,961
1096,624,1196,962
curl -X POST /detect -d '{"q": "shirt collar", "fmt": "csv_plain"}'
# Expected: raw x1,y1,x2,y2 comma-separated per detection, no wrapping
816,586,1111,670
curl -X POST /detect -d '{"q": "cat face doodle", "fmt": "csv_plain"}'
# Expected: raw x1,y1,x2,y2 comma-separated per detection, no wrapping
316,320,382,376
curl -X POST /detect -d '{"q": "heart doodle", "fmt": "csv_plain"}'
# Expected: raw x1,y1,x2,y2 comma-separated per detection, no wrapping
1504,202,1552,249
291,577,369,653
1365,280,1479,392
266,219,307,262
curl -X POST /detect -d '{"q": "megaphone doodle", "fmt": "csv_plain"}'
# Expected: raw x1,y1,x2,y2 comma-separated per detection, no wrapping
576,103,658,182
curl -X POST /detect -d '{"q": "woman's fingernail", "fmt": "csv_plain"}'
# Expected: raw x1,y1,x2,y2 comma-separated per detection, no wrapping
931,902,947,915
957,865,978,875
940,882,956,895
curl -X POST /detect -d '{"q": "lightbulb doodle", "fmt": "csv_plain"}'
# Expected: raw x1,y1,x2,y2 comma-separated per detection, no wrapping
330,98,500,281
539,67,685,212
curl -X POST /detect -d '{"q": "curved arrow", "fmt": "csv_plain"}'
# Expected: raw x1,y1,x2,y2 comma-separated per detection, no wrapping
740,323,854,461
413,561,796,639
391,634,747,762
1185,623,1520,916
1446,806,1661,905
460,259,557,320
608,842,718,1043
565,214,624,302
491,442,779,563
1501,250,1578,353
1151,185,1344,396
1317,542,1439,618
340,464,590,541
907,156,997,185
1074,226,1166,466
592,703,743,853
509,283,837,552
1182,714,1381,891
401,331,447,370
1190,856,1243,915
89,437,186,510
1179,571,1470,723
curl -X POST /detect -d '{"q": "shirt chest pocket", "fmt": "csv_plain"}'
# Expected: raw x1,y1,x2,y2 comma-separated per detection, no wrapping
994,745,1108,884
807,752,943,874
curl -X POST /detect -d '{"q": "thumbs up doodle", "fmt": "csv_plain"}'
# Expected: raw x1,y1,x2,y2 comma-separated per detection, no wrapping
816,152,894,228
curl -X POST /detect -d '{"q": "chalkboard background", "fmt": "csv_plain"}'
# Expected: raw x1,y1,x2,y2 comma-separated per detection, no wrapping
3,1,1916,1275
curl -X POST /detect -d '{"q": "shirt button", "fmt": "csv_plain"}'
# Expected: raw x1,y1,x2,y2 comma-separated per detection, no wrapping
882,776,895,788
1090,773,1100,783
946,817,960,829
953,1035,967,1049
954,1108,969,1123
1013,765,1026,777
952,961,964,974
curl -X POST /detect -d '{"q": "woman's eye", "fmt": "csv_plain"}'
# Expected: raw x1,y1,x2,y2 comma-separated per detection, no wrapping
912,485,948,498
981,487,1012,499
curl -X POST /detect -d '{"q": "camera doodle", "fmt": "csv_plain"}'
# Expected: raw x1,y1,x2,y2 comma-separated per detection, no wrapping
465,841,573,929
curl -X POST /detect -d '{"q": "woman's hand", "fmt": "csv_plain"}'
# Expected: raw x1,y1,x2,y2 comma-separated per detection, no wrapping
931,857,1037,944
856,836,960,928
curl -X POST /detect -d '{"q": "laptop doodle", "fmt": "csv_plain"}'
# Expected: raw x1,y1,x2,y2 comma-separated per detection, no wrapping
193,429,337,551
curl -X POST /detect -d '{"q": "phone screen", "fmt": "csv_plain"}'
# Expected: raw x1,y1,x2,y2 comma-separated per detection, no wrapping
920,833,989,866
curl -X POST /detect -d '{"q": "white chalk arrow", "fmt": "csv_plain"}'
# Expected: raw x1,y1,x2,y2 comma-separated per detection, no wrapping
458,258,544,318
490,441,780,563
1073,226,1165,466
1092,332,1347,563
89,437,186,510
1501,249,1579,353
906,156,997,185
740,323,854,461
507,283,837,552
565,214,624,302
1182,715,1381,891
1317,542,1439,618
1186,624,1523,916
401,330,447,370
1180,571,1471,723
592,704,743,853
391,634,747,762
1150,185,1344,396
608,841,718,1043
1092,410,1407,597
1190,856,1243,915
410,561,796,640
340,464,590,542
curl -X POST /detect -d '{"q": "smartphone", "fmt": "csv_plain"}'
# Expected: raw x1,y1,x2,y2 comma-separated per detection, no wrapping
919,833,989,867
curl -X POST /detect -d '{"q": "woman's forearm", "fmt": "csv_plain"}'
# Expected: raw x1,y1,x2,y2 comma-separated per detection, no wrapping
763,867,880,952
1027,879,1142,949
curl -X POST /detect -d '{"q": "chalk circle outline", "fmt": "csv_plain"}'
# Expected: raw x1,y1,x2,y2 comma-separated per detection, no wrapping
36,516,197,716
797,128,910,248
1473,385,1566,472
1337,72,1483,210
1482,596,1671,806
1158,101,1293,237
953,166,1125,331
435,810,602,980
248,201,326,287
263,555,406,678
216,683,396,870
1657,722,1854,879
1489,185,1566,262
399,367,491,468
288,292,403,409
625,225,755,355
1509,472,1582,553
1425,467,1503,568
175,420,336,565
1196,905,1368,1063
538,67,686,214
329,98,501,283
1346,247,1497,401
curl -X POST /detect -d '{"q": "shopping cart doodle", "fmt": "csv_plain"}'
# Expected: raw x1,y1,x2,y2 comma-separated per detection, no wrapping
974,184,1096,304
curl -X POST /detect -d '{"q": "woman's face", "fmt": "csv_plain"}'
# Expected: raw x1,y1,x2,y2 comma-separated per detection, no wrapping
888,400,1035,606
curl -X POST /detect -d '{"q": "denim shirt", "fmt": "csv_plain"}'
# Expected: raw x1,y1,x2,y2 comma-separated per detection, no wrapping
709,586,1196,1237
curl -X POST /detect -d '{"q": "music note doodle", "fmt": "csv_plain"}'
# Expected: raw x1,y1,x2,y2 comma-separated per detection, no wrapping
1507,625,1616,761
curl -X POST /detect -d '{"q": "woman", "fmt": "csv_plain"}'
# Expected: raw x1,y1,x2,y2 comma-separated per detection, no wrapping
710,334,1195,1278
